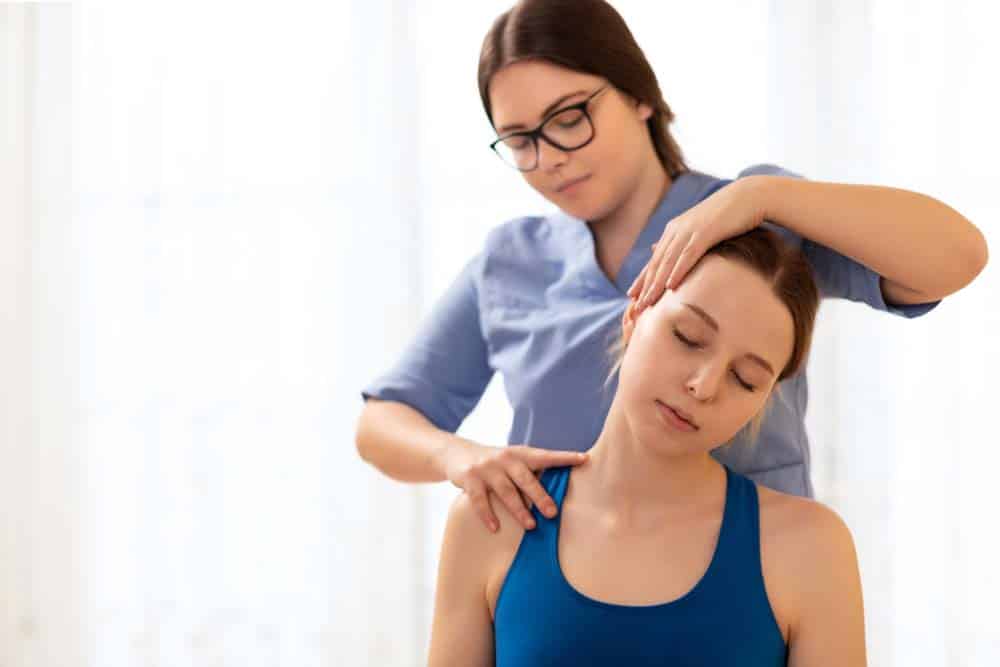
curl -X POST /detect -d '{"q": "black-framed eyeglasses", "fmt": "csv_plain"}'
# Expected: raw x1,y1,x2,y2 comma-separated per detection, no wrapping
490,86,609,172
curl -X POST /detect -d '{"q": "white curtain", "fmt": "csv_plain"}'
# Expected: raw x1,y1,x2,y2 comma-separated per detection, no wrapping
1,1,997,666
3,2,427,664
763,2,1000,664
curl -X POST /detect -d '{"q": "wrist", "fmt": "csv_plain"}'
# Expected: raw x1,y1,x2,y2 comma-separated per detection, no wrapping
431,434,479,479
736,174,781,227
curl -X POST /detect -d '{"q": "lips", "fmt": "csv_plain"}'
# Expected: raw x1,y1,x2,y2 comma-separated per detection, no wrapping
656,400,699,430
556,174,590,193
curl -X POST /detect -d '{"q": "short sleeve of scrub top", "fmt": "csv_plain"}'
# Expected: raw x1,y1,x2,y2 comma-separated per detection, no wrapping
360,253,494,432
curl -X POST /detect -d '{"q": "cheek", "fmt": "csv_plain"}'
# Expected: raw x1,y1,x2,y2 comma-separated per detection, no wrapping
601,112,645,159
592,132,646,203
705,394,770,442
620,333,682,393
521,171,548,196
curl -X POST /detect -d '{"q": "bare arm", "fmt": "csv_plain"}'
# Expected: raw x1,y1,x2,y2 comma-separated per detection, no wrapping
355,398,587,530
355,398,475,483
748,175,988,305
427,494,497,666
787,505,867,667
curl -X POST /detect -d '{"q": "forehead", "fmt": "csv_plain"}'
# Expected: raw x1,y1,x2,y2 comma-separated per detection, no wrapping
665,255,794,370
488,60,602,126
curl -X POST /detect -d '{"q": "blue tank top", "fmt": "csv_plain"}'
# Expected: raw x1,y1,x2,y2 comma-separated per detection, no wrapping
494,464,787,666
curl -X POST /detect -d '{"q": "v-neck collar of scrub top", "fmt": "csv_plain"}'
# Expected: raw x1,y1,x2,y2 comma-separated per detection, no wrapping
556,170,726,299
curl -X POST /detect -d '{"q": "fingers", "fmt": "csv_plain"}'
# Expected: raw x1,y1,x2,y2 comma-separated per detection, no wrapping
627,264,647,299
521,447,588,471
509,462,558,519
491,474,536,530
639,240,675,310
628,240,664,297
466,479,500,533
462,446,589,533
665,238,701,291
638,232,674,308
644,228,698,309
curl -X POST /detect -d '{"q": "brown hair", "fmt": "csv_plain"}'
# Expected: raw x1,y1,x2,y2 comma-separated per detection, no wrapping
478,0,687,178
606,227,821,444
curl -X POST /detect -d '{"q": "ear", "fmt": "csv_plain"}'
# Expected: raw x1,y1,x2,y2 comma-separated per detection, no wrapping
637,101,654,122
621,298,640,345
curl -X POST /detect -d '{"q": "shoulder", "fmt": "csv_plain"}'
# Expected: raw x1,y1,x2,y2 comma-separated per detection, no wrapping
479,213,576,309
447,215,553,299
755,486,867,661
678,164,803,206
443,491,526,581
445,491,516,549
756,484,861,628
757,484,856,561
446,491,528,617
736,163,804,179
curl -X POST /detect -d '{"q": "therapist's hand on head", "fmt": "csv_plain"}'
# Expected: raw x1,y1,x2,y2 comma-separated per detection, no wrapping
442,443,588,533
629,177,764,312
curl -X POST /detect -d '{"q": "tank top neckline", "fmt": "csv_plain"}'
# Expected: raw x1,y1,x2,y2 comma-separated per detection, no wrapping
550,463,734,612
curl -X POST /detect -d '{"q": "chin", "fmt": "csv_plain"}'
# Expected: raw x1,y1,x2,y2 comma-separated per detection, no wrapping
557,200,594,220
637,422,702,457
564,199,615,225
548,182,607,220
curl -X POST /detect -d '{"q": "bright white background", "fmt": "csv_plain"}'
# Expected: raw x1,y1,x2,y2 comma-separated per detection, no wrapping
1,1,997,665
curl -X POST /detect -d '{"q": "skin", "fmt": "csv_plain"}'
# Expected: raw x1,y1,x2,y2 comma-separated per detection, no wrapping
427,255,867,666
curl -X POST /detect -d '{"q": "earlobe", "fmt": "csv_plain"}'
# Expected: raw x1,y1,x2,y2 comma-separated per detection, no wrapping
637,101,654,122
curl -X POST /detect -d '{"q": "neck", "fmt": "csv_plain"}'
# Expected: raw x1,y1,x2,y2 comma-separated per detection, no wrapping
588,159,671,280
573,393,724,521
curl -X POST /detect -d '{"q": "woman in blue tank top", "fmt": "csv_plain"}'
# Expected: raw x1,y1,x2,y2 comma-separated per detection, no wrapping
428,227,866,665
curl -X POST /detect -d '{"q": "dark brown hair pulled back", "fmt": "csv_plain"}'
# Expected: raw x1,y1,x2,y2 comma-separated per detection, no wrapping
478,0,687,178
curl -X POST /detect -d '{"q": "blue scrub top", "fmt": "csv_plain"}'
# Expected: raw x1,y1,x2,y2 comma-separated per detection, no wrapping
361,165,939,497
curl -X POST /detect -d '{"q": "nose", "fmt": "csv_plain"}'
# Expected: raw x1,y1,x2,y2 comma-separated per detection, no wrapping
536,136,568,172
686,362,725,402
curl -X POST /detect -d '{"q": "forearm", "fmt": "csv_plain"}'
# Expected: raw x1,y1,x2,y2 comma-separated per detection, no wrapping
744,175,988,301
355,399,477,483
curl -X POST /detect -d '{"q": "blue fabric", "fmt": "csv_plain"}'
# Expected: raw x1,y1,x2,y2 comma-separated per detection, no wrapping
361,165,940,497
494,465,787,666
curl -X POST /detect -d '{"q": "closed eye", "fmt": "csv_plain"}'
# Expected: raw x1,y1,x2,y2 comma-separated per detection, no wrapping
732,370,756,392
674,327,757,392
673,328,701,349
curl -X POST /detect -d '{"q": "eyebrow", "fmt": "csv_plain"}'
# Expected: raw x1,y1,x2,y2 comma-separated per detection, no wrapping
496,89,590,134
682,302,776,376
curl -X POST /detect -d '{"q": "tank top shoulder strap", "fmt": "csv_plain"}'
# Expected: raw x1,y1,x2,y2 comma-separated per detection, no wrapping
501,466,571,592
541,465,571,504
709,465,768,590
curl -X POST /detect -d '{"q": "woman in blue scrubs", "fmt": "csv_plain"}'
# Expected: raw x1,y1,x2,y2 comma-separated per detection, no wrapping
356,0,988,532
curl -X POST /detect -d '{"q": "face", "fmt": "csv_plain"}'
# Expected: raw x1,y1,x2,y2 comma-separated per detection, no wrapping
488,59,655,222
617,255,795,454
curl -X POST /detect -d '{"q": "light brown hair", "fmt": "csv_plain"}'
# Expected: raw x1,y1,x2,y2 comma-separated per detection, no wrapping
606,227,821,444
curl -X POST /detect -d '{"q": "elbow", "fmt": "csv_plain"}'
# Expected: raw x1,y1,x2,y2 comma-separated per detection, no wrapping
355,404,377,464
938,223,990,297
974,227,990,276
961,225,990,288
